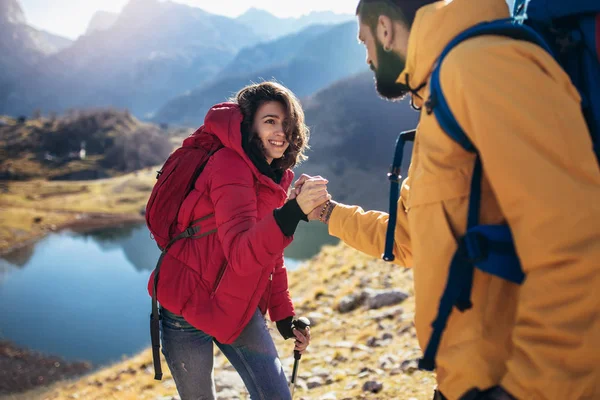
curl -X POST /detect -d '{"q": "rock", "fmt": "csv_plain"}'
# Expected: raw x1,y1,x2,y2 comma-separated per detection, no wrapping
307,376,325,389
215,370,244,393
358,276,371,288
369,305,404,322
336,292,368,313
365,289,409,310
351,344,373,353
382,333,394,340
400,359,419,374
306,312,326,327
379,354,398,370
296,379,309,391
362,380,383,393
217,388,242,399
320,392,338,399
321,307,334,315
311,366,331,378
162,379,176,388
366,336,380,347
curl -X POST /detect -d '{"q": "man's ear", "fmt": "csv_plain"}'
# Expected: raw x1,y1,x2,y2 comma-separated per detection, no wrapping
377,15,394,51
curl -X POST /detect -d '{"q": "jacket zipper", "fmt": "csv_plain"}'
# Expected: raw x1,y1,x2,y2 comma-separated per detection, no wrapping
210,261,228,299
264,272,273,311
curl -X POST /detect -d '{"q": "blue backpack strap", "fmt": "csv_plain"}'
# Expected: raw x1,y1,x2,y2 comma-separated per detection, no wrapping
383,129,415,262
427,19,553,153
418,20,547,371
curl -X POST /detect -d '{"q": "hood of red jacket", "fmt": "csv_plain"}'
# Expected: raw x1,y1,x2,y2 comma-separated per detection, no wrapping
182,102,293,191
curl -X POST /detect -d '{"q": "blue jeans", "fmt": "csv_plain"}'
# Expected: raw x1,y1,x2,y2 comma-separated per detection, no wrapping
160,307,291,400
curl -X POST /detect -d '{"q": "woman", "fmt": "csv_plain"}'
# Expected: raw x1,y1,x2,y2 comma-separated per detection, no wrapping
149,82,328,400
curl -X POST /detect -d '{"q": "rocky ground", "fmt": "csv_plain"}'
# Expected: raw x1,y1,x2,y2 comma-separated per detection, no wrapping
0,341,92,396
4,242,436,400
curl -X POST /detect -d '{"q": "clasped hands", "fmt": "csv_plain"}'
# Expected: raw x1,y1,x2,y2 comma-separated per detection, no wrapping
288,174,331,220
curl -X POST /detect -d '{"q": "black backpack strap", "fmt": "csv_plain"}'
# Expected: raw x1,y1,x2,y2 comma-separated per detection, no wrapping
383,129,416,262
150,214,217,380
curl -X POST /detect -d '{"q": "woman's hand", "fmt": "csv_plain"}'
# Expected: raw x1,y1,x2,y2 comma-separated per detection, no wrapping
293,325,311,354
295,177,330,215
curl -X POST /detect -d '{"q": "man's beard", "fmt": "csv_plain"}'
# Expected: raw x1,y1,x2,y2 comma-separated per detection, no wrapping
372,39,409,101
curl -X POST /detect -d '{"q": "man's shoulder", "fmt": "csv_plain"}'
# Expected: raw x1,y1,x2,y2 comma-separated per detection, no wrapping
441,34,552,77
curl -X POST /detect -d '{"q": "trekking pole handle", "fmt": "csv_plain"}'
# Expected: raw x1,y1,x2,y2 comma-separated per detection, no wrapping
292,317,310,360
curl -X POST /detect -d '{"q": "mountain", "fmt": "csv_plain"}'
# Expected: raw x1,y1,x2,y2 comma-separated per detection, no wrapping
85,10,119,34
216,24,332,79
0,0,45,109
295,71,419,211
237,7,354,40
153,21,368,126
32,29,73,54
2,0,262,118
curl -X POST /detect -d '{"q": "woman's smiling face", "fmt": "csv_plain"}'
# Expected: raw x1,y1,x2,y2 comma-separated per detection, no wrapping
252,101,290,164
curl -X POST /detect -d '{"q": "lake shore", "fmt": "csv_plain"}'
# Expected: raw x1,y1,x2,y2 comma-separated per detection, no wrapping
0,340,93,396
0,171,157,257
0,210,145,257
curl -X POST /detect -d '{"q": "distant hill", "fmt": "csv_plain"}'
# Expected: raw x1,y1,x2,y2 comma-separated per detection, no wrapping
153,22,368,126
0,109,173,181
2,0,262,118
85,10,119,35
296,71,419,211
236,8,353,40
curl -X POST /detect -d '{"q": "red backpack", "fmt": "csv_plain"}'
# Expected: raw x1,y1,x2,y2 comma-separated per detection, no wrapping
145,126,222,380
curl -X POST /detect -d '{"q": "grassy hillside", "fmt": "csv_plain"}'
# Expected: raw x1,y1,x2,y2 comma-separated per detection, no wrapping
0,111,182,181
0,169,158,255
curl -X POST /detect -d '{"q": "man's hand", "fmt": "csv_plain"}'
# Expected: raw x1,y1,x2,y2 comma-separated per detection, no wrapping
293,174,325,195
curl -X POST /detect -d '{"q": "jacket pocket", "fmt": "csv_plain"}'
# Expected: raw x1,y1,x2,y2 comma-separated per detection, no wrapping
210,261,228,299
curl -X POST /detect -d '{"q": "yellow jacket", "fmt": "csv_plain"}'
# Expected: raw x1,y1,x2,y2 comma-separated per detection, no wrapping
329,0,600,399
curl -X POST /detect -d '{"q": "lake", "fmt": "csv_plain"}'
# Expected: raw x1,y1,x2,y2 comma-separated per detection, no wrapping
0,222,338,368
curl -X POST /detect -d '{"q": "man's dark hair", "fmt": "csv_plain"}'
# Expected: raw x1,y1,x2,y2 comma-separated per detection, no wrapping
356,0,433,30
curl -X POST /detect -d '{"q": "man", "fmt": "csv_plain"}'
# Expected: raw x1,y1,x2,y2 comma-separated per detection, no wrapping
297,0,600,399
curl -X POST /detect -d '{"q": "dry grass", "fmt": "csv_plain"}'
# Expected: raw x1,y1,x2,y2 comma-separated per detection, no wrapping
22,243,435,400
0,169,157,254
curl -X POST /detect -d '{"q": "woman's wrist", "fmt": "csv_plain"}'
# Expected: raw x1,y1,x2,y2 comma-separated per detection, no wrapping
273,198,307,237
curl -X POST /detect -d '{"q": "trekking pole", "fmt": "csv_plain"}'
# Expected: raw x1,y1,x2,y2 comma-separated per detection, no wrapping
289,317,310,399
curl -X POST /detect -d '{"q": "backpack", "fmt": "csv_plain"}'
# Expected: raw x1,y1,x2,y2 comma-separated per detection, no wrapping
146,128,222,380
382,0,600,372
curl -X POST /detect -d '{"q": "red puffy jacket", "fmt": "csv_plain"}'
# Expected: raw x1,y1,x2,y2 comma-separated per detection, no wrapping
147,103,295,343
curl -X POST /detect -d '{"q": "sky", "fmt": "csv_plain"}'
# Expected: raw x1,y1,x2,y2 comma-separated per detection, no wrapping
19,0,357,40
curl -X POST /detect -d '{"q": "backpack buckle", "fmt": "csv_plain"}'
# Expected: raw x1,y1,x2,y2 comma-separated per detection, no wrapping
462,232,488,264
387,166,402,182
185,226,199,237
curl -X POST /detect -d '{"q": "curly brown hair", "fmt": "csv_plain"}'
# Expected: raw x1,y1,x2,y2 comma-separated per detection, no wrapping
233,81,309,171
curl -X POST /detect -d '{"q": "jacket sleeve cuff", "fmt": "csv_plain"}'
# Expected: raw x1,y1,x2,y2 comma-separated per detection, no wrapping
273,198,308,237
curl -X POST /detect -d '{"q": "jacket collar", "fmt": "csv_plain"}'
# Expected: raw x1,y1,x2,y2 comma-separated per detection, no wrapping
396,0,510,108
